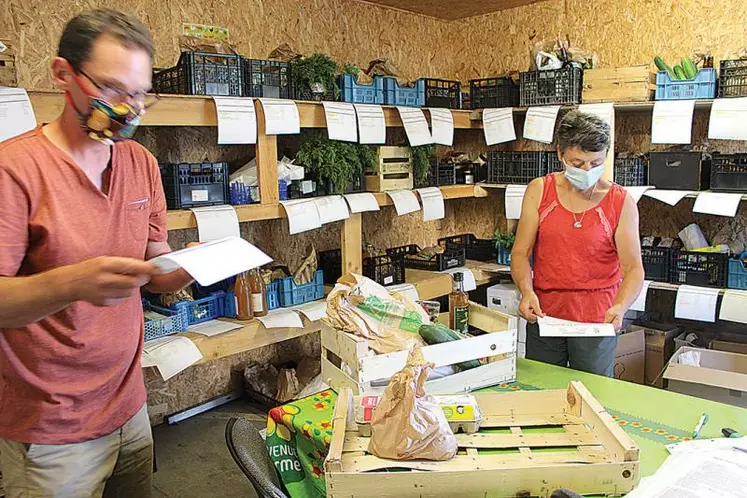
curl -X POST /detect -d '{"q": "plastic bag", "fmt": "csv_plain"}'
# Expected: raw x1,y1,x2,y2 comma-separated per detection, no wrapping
368,347,458,461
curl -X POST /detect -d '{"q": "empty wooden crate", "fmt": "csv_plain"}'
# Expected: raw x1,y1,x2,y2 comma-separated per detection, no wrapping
366,146,413,192
582,65,655,103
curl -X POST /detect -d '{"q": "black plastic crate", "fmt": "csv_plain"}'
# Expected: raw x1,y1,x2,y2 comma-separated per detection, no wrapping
318,249,405,287
641,247,671,282
294,86,337,102
160,162,230,209
438,234,496,262
545,152,564,174
387,244,466,272
670,250,729,288
719,59,747,98
487,151,546,184
241,58,292,99
614,156,647,186
520,66,583,107
153,52,242,96
424,78,462,109
711,153,747,192
649,152,710,190
469,77,520,109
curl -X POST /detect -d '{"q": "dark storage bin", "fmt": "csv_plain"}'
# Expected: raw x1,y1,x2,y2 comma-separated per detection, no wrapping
160,162,230,209
294,86,337,102
487,151,546,184
416,159,457,188
241,58,292,99
318,249,406,287
648,152,709,190
641,247,671,282
520,66,583,107
153,52,242,96
670,250,728,288
545,152,563,174
438,234,496,262
469,77,520,109
719,59,747,98
387,244,466,272
423,78,462,109
711,153,747,192
614,156,647,187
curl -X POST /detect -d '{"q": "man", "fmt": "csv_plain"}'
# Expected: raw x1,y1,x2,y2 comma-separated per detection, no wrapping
0,9,192,497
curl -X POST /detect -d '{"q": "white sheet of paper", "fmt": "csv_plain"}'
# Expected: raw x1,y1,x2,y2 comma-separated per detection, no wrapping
523,105,561,144
667,437,747,455
652,100,695,144
397,107,432,146
441,268,476,292
708,97,747,140
416,187,445,221
537,316,616,337
429,108,454,146
142,336,203,381
353,103,386,144
292,301,327,322
0,87,37,142
387,190,421,216
141,352,158,368
578,103,614,126
630,280,653,312
624,186,654,204
313,195,350,224
505,185,528,219
258,98,300,135
719,289,747,324
483,108,516,145
280,199,322,234
693,192,743,217
256,309,304,329
387,283,419,300
674,285,720,323
187,319,243,337
643,189,693,206
343,192,380,213
190,205,240,242
323,101,357,142
149,236,273,286
212,96,257,144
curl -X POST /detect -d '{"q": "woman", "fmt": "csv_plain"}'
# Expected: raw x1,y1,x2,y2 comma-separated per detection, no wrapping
510,111,644,377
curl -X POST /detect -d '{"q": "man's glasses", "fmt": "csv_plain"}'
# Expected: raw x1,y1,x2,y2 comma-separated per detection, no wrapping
77,69,160,109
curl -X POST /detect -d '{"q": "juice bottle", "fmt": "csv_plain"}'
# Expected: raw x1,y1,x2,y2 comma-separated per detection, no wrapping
234,272,253,321
449,272,469,334
249,268,268,317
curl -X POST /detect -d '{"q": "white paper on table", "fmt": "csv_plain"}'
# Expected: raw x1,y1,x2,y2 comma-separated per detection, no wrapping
292,301,327,322
629,280,653,312
280,199,322,234
652,100,695,144
322,101,358,142
440,268,476,292
643,189,693,206
142,336,203,381
693,192,743,217
343,192,380,213
212,96,257,144
537,316,616,337
667,438,747,455
387,190,421,216
397,107,432,146
353,103,386,144
505,185,528,220
483,108,516,145
149,236,273,286
190,205,240,242
0,87,37,142
258,98,300,135
313,195,350,225
719,289,747,324
708,97,747,141
624,186,655,204
674,285,720,323
256,309,304,329
187,320,243,337
523,105,561,144
416,187,445,221
141,352,157,368
429,108,454,146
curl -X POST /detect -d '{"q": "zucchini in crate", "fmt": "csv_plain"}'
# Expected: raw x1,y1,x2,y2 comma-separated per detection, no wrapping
654,56,675,80
418,323,481,370
682,57,698,79
673,65,686,80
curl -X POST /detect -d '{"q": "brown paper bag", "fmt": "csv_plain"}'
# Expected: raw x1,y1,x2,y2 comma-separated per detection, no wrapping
368,347,458,461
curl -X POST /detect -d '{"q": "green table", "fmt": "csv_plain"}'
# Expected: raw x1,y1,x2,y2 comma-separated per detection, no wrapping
266,359,747,498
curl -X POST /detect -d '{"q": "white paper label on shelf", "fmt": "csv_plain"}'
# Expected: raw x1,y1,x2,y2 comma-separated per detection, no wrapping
416,187,445,221
505,185,528,220
258,98,300,135
623,186,654,204
387,190,421,216
353,103,386,144
429,108,454,146
0,87,37,142
523,105,561,144
343,192,380,213
190,205,240,242
674,285,720,323
188,320,243,337
313,195,350,224
693,192,742,217
651,100,695,144
292,300,327,322
719,289,747,324
397,107,432,146
256,309,304,329
643,189,693,206
142,336,203,381
441,268,476,292
280,199,322,234
322,101,358,142
708,97,747,141
629,280,653,312
212,96,257,144
578,103,614,126
538,316,615,337
483,108,516,145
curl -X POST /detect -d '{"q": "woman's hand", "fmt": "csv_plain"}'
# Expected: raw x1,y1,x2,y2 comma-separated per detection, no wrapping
604,304,626,331
518,291,545,323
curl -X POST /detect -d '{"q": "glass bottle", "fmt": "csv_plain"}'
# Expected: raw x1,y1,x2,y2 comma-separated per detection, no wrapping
234,272,253,321
449,272,470,334
249,268,268,317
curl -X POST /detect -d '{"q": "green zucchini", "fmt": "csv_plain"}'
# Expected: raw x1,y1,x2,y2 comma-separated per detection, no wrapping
673,65,686,80
418,323,481,371
682,57,698,79
654,56,676,80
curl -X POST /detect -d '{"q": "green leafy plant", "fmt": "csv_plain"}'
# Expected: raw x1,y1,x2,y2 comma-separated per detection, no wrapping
343,63,359,78
494,228,516,251
291,53,340,97
295,136,376,194
411,145,435,184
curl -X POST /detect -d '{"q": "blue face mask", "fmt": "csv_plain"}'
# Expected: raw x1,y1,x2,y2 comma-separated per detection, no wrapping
562,159,605,190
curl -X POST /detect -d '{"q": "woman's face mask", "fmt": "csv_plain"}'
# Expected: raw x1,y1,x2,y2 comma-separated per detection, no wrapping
562,158,605,191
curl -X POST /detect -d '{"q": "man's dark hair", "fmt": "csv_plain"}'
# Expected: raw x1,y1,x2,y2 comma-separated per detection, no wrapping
58,9,154,72
556,110,611,153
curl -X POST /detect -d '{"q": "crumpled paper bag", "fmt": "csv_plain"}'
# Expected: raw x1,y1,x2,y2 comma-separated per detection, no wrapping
368,347,458,461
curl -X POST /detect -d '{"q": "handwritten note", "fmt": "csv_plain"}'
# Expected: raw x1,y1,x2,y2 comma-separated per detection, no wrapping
256,309,304,329
483,108,516,145
0,87,37,142
505,185,528,220
259,98,300,135
323,101,358,142
313,195,350,224
719,288,747,324
674,285,720,323
629,280,653,312
387,190,421,216
429,108,454,146
354,103,386,144
652,100,695,144
693,192,743,217
708,97,747,141
280,199,322,234
416,187,445,221
643,189,693,206
624,186,654,204
212,96,257,144
343,192,380,213
397,107,432,146
538,316,616,337
190,205,240,242
142,336,203,381
523,105,561,144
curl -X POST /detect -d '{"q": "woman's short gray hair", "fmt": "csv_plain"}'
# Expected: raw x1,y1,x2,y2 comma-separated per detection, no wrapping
556,110,610,153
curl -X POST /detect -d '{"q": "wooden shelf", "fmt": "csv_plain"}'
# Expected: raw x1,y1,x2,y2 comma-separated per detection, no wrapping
480,184,747,201
406,260,510,300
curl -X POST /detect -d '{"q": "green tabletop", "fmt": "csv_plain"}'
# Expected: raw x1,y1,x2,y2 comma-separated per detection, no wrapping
266,359,747,498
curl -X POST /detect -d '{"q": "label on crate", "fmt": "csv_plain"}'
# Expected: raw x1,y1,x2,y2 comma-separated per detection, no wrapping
192,189,209,202
301,180,314,194
453,305,469,334
384,276,394,285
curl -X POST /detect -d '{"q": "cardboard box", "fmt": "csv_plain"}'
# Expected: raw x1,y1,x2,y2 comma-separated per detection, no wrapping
614,328,645,384
641,324,681,387
664,347,747,408
710,340,747,355
582,65,655,103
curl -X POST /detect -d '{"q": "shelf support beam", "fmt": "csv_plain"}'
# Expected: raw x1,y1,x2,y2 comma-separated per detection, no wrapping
341,213,363,276
254,100,279,205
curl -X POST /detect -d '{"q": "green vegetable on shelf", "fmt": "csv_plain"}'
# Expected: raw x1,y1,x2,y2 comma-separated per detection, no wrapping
681,57,698,79
654,56,676,80
418,323,481,371
673,65,686,80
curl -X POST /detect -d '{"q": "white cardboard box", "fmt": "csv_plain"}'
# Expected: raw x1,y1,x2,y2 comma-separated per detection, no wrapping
487,283,526,357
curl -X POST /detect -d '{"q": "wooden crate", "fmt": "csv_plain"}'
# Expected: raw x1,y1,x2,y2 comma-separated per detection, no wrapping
325,382,641,498
321,302,517,396
582,65,655,103
366,146,413,192
0,39,17,87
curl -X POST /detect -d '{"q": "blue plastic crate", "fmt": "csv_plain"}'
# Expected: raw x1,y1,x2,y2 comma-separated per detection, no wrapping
224,281,281,318
383,77,426,107
728,258,747,289
277,270,325,307
496,244,512,266
171,291,225,325
278,180,288,201
266,280,281,310
339,74,385,104
143,300,189,342
655,69,717,100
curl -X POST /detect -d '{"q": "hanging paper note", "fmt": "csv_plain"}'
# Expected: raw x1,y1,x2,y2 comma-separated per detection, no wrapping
280,199,322,234
441,268,476,291
629,280,653,312
416,187,445,221
720,289,747,324
624,186,654,203
652,100,695,144
643,189,693,206
190,205,240,242
323,101,358,142
429,108,454,146
523,105,561,144
313,195,350,224
674,285,720,323
397,107,432,146
343,192,380,213
578,103,614,126
483,108,516,145
505,185,528,219
354,103,386,144
259,98,300,135
212,96,257,144
0,87,37,142
693,192,742,217
708,98,747,140
387,190,421,216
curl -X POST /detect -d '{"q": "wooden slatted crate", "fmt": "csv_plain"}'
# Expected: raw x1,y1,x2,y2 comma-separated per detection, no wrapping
582,65,655,103
325,382,641,498
365,146,414,192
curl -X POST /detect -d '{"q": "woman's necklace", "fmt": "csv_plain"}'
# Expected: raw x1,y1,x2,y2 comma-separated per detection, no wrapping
571,184,597,229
